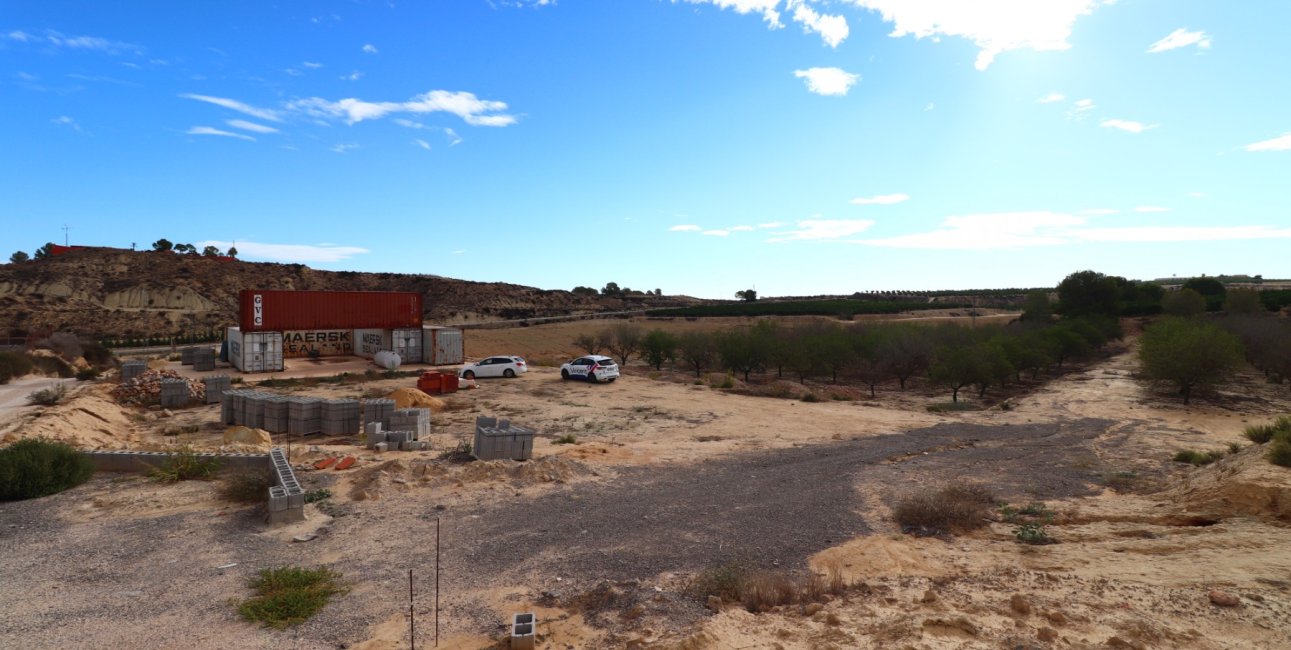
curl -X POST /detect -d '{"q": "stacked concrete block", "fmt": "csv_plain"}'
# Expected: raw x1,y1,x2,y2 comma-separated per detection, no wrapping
159,378,190,409
363,398,395,432
262,396,288,434
287,397,322,436
202,375,231,405
267,447,305,525
120,360,147,382
511,613,536,650
364,421,430,451
473,416,535,461
242,392,267,430
180,347,197,366
390,408,432,439
192,347,216,371
221,389,239,424
321,399,360,436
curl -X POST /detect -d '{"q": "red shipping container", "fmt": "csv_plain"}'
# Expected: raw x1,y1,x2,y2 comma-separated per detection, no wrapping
440,373,459,394
239,290,423,332
417,371,443,394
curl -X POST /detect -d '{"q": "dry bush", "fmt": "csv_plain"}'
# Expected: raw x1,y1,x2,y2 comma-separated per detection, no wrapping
37,332,82,362
893,484,997,536
690,562,849,613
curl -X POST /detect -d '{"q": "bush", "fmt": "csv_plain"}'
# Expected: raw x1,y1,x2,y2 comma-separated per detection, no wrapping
688,562,847,613
304,488,332,504
800,393,820,403
0,352,35,384
893,484,996,536
1015,522,1056,545
220,471,275,503
1172,449,1225,466
27,384,66,406
0,439,95,501
149,446,221,482
437,440,474,462
1244,416,1291,444
553,434,578,445
238,566,346,628
689,562,747,603
30,355,73,378
1268,440,1291,467
76,368,100,381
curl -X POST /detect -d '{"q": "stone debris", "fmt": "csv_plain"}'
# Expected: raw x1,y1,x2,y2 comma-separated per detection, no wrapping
111,369,204,406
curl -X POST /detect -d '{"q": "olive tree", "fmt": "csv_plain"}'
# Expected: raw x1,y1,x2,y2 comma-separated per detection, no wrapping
1139,317,1244,405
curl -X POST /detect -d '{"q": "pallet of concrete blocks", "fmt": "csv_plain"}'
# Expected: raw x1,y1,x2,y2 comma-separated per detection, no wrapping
221,388,241,424
364,422,429,451
158,378,190,409
321,399,360,436
362,398,395,432
241,391,268,430
192,347,216,372
287,397,322,436
120,360,147,382
473,416,535,461
202,375,231,405
262,395,289,434
390,407,432,440
180,346,197,366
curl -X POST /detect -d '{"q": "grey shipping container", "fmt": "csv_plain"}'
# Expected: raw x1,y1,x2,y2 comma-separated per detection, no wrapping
226,327,284,373
352,328,391,359
422,326,463,365
393,328,423,364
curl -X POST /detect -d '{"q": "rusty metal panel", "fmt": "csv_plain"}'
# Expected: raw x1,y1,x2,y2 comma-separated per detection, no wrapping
423,326,463,365
239,290,422,332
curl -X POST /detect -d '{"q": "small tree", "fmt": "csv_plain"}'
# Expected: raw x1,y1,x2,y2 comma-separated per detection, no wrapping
573,333,605,355
9,251,29,263
1139,317,1244,405
641,329,677,371
202,245,222,257
1162,288,1207,317
571,286,598,297
33,243,55,260
676,331,716,377
1224,288,1262,315
1020,290,1052,323
601,282,622,297
735,289,758,302
152,238,173,252
226,246,238,257
604,323,643,367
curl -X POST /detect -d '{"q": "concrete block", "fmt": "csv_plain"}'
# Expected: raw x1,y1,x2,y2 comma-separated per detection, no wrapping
375,442,388,452
511,613,536,650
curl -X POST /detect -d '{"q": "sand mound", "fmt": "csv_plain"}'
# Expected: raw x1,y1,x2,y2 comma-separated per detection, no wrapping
389,387,446,412
810,535,948,580
1165,445,1291,521
222,426,272,447
2,384,139,449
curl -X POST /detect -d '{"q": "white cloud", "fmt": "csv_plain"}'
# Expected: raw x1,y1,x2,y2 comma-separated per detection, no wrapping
789,1,850,48
51,116,81,131
444,128,463,146
187,126,255,142
302,61,323,69
1073,98,1094,111
1037,92,1065,103
850,192,909,205
288,90,517,126
847,0,1107,70
1101,119,1156,133
670,224,703,232
792,67,858,96
756,222,784,229
730,225,755,231
770,218,876,241
1243,133,1291,152
394,119,425,129
197,240,368,263
341,70,363,81
413,138,431,151
226,119,278,134
1078,208,1118,215
361,43,378,54
331,143,359,153
679,0,784,30
860,211,1080,249
1134,206,1169,213
1147,28,1211,54
6,30,33,42
1068,98,1096,120
180,93,283,122
702,229,731,236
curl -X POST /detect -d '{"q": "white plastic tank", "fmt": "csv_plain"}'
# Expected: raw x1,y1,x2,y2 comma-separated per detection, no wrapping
374,350,402,370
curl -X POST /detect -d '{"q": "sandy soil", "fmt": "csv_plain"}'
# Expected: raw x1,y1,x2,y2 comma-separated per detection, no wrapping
2,326,1290,649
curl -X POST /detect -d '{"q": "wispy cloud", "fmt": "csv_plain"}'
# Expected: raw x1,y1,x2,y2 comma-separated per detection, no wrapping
51,115,81,131
5,29,140,55
702,229,731,237
288,90,517,126
361,43,378,54
789,1,849,47
793,67,858,96
1101,119,1156,133
850,193,909,205
197,240,368,263
226,119,278,134
1036,92,1065,104
1147,28,1211,53
730,225,755,232
444,127,463,146
1243,133,1291,152
187,126,255,142
330,143,359,153
5,30,33,42
669,224,702,232
1135,206,1169,213
413,138,431,151
302,61,323,69
180,93,283,122
770,218,876,242
341,70,363,81
847,0,1107,70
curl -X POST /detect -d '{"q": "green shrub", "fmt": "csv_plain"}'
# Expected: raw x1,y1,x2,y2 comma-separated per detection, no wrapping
689,562,747,602
149,446,221,482
893,484,996,536
304,488,332,503
75,367,100,381
1268,440,1291,468
27,384,66,406
800,393,820,403
1172,449,1225,466
437,440,473,462
1227,441,1244,455
1244,424,1275,444
0,352,35,384
553,434,578,445
1015,522,1056,545
0,439,94,501
238,566,346,628
219,471,275,503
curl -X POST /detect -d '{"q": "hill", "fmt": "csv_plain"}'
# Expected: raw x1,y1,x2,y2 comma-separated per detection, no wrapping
0,247,687,340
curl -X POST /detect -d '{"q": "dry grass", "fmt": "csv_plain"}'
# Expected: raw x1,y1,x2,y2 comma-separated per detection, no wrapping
689,562,849,613
892,484,997,537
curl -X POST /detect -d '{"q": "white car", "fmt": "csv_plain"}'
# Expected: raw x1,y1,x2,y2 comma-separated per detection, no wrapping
560,355,619,383
459,355,527,379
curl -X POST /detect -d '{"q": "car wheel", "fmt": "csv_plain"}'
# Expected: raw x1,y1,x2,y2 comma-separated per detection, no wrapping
463,370,475,380
606,378,616,382
561,369,570,380
503,369,516,378
587,372,598,384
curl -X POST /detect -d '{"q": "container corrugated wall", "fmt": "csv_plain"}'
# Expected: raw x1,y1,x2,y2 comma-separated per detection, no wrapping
281,330,352,358
423,326,464,365
393,328,423,364
353,328,391,359
227,327,284,373
239,290,422,332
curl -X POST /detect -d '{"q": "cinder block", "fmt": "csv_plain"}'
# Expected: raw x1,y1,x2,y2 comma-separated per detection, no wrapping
511,612,536,650
375,442,388,452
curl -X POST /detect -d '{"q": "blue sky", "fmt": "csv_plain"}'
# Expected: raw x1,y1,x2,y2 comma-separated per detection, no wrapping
3,1,1289,298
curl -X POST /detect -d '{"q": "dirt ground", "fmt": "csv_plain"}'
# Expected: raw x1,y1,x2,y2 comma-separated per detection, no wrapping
2,321,1291,649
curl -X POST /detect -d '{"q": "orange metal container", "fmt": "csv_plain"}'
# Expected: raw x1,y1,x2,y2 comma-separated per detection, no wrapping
440,373,459,394
417,371,443,394
239,290,422,332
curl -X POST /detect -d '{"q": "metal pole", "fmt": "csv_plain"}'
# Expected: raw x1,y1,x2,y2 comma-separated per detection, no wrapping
409,569,415,650
435,516,440,647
